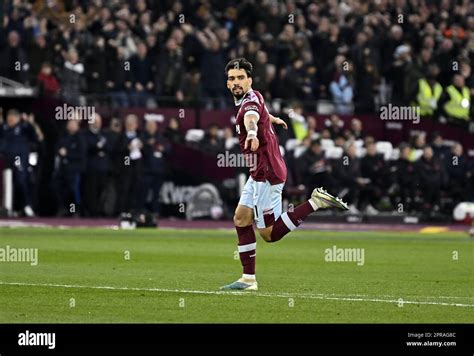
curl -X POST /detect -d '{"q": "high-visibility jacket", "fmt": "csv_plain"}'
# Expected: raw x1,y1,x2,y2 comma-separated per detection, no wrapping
415,79,442,116
443,85,471,120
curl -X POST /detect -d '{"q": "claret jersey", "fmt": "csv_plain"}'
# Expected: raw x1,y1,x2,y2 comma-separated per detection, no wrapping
234,89,287,185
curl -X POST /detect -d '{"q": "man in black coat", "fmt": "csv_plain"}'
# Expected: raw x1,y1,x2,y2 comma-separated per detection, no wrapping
332,143,368,213
53,119,86,216
414,146,447,214
297,139,333,190
0,109,42,216
83,114,111,216
140,120,169,215
444,143,472,205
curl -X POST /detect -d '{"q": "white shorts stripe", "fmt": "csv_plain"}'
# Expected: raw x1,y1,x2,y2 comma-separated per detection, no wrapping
281,212,297,231
238,242,257,253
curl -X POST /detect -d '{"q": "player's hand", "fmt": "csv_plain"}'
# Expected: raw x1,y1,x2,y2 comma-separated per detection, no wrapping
272,116,288,129
244,136,259,151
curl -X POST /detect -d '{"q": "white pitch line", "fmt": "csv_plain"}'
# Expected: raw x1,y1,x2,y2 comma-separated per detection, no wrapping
1,281,473,308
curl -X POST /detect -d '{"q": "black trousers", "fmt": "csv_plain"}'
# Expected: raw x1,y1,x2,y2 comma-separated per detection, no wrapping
84,170,108,216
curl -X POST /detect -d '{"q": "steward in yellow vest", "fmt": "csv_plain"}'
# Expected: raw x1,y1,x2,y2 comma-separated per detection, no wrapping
412,64,442,117
442,74,471,121
415,78,442,116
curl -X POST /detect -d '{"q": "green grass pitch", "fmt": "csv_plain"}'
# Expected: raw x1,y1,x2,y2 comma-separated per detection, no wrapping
0,227,473,323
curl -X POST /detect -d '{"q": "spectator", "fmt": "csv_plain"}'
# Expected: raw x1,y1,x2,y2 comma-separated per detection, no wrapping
130,42,154,107
60,49,85,106
430,133,449,161
83,114,110,217
297,139,333,190
288,103,308,141
155,37,184,104
103,117,125,216
389,44,419,105
332,143,368,214
181,70,202,105
164,117,184,144
29,34,52,84
117,114,143,214
329,58,354,114
85,36,108,104
0,109,43,216
360,142,387,214
106,47,132,108
53,119,86,216
444,143,472,207
414,146,447,215
141,120,169,215
408,133,426,161
412,63,442,118
196,27,227,109
200,123,224,155
440,74,471,123
390,143,416,213
0,31,29,83
346,118,364,140
326,114,344,140
37,62,60,97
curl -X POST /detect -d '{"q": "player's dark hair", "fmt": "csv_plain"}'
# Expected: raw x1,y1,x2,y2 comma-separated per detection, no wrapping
225,58,253,78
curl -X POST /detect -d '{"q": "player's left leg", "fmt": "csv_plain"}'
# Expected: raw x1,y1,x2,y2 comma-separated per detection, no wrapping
258,187,349,242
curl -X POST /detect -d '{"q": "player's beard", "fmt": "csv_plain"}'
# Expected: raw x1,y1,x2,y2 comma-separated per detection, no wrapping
232,86,244,100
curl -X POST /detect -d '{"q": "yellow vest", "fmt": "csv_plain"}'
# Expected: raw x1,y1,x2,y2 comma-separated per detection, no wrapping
415,79,442,116
292,121,308,141
444,85,470,120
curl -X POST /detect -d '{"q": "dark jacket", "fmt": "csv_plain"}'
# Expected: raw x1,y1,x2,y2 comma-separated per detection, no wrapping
55,132,86,174
141,131,169,176
0,121,38,169
84,128,111,173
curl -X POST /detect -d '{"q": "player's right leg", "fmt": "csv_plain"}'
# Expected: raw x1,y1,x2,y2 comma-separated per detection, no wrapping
221,178,258,291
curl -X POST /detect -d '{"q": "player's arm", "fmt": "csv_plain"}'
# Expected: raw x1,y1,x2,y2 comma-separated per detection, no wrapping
243,112,259,151
269,114,288,129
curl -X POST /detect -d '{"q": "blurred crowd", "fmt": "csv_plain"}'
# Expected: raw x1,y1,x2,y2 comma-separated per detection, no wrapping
0,109,183,217
0,0,472,119
1,106,472,218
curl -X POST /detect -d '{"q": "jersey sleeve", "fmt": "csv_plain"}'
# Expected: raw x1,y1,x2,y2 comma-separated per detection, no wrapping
241,97,261,121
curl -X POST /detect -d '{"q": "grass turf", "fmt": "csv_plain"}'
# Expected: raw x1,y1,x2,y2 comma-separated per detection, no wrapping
0,227,472,323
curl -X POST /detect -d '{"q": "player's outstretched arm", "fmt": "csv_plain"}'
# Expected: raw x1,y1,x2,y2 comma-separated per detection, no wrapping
244,113,259,151
269,114,288,129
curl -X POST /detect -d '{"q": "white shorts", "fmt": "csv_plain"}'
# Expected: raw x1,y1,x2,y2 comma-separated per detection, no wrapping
238,176,285,229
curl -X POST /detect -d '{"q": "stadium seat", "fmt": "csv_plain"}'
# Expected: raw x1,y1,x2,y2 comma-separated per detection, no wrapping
355,146,367,158
225,137,239,150
324,146,344,159
316,100,335,115
294,146,307,158
390,148,400,160
375,141,393,161
285,138,301,152
321,139,335,150
185,129,205,142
